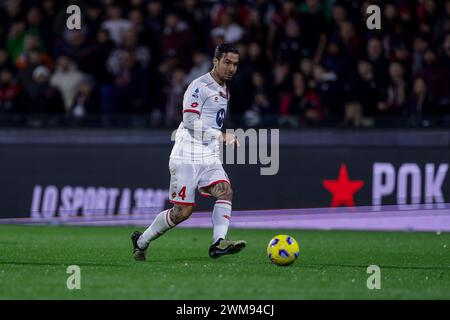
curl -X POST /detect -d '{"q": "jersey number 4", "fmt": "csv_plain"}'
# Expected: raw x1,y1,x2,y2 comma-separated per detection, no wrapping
178,186,187,200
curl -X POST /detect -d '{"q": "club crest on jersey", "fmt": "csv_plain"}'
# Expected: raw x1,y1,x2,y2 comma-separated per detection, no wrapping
192,88,199,98
216,108,225,127
219,91,229,100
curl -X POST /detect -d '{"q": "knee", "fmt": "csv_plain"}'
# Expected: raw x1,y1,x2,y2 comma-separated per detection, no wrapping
170,205,193,224
218,184,233,202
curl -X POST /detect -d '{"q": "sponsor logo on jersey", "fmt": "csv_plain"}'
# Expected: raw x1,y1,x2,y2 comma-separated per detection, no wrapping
216,108,225,127
191,102,199,108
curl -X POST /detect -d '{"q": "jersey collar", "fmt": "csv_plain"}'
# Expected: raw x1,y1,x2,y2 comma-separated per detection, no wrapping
208,71,227,90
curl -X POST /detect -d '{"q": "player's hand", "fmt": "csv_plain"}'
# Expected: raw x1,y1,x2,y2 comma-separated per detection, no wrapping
221,132,240,147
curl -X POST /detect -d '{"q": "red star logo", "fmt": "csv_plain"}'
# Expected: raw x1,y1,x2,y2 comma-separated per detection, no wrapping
322,164,364,207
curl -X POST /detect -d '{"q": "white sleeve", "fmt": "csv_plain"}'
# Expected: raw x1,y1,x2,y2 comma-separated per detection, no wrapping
183,112,222,140
182,83,222,140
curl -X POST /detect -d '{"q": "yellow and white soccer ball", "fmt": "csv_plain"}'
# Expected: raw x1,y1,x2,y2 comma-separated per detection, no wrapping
267,234,300,266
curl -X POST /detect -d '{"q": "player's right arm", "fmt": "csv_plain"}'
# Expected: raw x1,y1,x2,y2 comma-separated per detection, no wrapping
182,82,222,141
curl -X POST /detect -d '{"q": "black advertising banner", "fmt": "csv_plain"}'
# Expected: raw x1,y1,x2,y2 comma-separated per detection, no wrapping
0,143,449,219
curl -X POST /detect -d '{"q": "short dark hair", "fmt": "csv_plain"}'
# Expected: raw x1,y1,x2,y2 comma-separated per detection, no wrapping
214,43,239,60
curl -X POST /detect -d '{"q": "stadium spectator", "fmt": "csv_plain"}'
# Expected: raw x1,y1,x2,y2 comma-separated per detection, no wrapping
0,49,14,71
50,54,84,112
244,71,275,127
18,48,47,96
405,76,437,125
110,50,149,114
343,101,372,128
107,29,151,75
0,0,448,128
70,75,100,119
378,62,408,116
299,58,314,84
25,6,50,50
160,12,194,70
297,0,328,62
82,28,115,114
27,65,64,114
273,18,304,68
266,0,298,61
101,4,132,46
353,60,382,117
0,67,28,113
415,48,449,106
177,0,212,51
227,43,252,116
84,1,104,44
435,33,450,111
279,72,324,127
164,68,186,127
412,36,430,74
243,7,267,45
267,60,291,111
210,0,250,30
311,63,340,118
184,51,210,85
329,3,348,32
432,1,450,45
54,30,90,71
12,33,52,70
145,0,165,38
332,21,361,65
210,11,244,45
86,28,115,85
321,38,351,88
247,42,268,74
128,8,156,54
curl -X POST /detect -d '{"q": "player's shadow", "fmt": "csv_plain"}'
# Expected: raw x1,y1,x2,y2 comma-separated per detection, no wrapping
156,256,213,263
1,261,132,268
302,262,450,271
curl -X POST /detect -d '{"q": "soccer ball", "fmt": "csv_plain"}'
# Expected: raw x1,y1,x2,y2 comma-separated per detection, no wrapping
267,234,300,266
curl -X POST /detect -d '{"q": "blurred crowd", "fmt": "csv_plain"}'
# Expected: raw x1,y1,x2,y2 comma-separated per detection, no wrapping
0,0,449,128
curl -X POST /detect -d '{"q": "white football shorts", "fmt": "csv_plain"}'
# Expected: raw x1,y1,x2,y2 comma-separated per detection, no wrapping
168,159,230,206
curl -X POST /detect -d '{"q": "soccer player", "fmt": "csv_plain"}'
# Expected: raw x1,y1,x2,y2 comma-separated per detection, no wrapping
131,43,246,261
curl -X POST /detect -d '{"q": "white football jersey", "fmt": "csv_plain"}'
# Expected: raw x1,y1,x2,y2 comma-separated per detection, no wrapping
170,72,229,163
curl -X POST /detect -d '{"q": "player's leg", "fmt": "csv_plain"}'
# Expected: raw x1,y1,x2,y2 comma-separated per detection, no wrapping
132,204,194,260
131,160,197,261
198,169,246,258
207,181,233,243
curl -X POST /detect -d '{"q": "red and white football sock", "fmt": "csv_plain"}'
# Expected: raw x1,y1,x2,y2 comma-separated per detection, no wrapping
137,209,175,249
212,200,232,244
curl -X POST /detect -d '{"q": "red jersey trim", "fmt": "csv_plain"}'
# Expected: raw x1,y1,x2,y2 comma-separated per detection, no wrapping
200,179,231,188
170,200,197,206
183,109,201,115
216,200,232,206
198,180,231,197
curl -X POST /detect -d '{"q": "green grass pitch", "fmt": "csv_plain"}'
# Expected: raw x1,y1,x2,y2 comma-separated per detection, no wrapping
0,225,449,299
